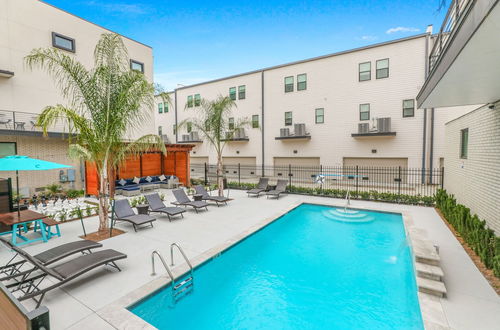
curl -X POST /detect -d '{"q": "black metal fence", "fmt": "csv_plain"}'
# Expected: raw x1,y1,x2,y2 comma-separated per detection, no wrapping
191,163,443,198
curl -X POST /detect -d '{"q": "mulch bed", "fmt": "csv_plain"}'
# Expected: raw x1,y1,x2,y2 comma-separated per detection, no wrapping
435,208,500,295
79,229,125,242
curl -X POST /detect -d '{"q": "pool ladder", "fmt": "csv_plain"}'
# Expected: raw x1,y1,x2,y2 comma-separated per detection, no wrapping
151,243,194,303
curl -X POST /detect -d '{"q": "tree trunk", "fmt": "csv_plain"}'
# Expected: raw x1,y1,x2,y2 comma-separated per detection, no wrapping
98,168,109,232
217,154,224,196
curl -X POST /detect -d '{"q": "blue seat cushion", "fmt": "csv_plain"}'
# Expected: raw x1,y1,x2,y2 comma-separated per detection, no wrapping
122,186,140,191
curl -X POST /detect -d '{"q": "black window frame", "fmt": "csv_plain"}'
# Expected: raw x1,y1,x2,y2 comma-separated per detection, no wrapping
52,32,75,53
158,126,163,136
187,95,193,108
284,76,294,93
376,58,389,79
402,99,415,118
229,87,236,100
194,94,201,107
158,103,163,114
359,104,370,121
359,62,371,81
130,59,145,73
252,114,259,128
238,85,246,100
163,102,169,113
460,128,469,159
315,108,324,124
297,73,307,91
284,111,293,126
228,117,235,130
0,142,17,158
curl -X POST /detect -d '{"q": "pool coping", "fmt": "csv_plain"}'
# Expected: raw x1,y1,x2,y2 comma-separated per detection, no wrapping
97,200,450,330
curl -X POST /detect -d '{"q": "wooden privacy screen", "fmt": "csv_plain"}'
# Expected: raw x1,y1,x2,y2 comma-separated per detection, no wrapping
85,144,194,196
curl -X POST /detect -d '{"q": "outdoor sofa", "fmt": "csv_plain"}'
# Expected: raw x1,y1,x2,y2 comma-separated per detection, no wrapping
115,175,181,196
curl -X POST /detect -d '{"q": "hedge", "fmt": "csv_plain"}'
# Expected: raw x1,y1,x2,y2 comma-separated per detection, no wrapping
226,181,435,206
435,189,500,277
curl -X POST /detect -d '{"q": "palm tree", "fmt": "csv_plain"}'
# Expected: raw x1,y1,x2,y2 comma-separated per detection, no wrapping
180,96,250,196
25,33,166,233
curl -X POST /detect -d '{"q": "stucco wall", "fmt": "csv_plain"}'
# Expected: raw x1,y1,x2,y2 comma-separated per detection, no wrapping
444,105,500,233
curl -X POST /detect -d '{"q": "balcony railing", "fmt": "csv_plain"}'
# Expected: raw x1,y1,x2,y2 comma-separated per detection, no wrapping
429,0,475,72
0,109,69,135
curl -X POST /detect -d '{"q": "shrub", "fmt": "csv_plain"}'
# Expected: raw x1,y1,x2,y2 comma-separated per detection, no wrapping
435,189,499,277
66,189,84,198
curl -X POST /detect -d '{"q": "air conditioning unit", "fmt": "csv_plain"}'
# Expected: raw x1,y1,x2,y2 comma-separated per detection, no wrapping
280,128,290,137
190,131,199,141
294,123,306,136
358,123,369,134
377,118,391,132
182,134,190,141
160,134,169,143
235,128,246,139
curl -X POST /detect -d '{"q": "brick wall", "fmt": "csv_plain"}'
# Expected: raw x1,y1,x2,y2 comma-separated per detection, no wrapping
0,135,83,196
444,105,500,233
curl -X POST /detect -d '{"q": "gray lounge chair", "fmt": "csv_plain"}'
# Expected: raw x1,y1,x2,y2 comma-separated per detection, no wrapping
145,193,185,221
194,185,230,206
172,189,209,213
0,239,102,281
112,199,156,231
0,238,126,308
247,178,269,197
266,180,288,199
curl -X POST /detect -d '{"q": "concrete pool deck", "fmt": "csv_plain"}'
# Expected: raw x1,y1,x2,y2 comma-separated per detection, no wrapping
0,189,498,329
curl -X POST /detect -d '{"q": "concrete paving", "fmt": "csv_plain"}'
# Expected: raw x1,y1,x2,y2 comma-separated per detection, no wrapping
0,189,498,329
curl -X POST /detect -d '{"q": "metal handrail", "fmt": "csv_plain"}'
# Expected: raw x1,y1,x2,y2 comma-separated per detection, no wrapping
170,243,194,275
151,250,174,280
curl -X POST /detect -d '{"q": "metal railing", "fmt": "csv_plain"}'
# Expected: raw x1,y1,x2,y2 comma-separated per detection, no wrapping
429,0,475,72
191,163,444,198
0,109,69,134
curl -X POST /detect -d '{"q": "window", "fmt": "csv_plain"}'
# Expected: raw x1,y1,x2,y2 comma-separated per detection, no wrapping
0,142,16,158
285,112,293,126
359,62,371,81
284,76,294,93
158,126,163,136
460,128,469,159
252,115,259,128
187,122,192,133
187,95,193,108
238,85,246,99
194,94,201,106
204,119,211,131
163,102,169,113
229,87,236,100
158,103,163,114
359,104,370,121
376,59,389,79
315,108,324,124
297,74,307,91
402,99,415,117
52,32,75,52
228,117,235,130
130,60,144,73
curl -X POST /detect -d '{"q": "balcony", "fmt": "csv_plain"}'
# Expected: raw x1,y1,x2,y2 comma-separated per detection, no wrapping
221,128,249,142
275,123,311,140
417,0,500,108
0,70,14,78
351,118,396,137
0,109,70,137
178,131,203,143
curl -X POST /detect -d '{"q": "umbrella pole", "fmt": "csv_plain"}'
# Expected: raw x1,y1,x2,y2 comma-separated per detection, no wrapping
16,170,20,218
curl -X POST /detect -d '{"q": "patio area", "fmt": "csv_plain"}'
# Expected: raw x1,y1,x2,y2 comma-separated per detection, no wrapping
1,188,499,330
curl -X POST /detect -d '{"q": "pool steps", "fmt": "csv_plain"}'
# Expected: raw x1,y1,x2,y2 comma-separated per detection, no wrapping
417,277,447,298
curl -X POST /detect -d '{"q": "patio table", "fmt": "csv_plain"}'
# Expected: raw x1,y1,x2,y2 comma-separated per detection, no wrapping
0,210,48,246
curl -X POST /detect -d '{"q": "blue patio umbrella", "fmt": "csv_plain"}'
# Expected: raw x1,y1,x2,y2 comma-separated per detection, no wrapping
0,155,71,216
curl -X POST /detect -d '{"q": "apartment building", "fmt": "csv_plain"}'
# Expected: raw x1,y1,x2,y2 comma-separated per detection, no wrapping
155,31,477,176
0,0,154,195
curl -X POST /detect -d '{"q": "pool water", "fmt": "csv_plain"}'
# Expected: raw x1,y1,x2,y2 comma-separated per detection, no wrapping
130,204,423,329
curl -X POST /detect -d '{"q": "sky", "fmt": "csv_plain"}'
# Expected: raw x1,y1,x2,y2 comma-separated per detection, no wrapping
44,0,448,91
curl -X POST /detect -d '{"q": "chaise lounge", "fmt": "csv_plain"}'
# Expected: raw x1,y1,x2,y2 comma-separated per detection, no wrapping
266,179,288,199
112,199,156,231
247,178,269,197
194,185,231,206
145,193,186,221
172,189,209,213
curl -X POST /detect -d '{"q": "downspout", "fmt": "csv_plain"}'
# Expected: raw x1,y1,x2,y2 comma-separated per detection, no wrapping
261,70,265,176
174,89,178,143
429,108,435,183
422,26,432,183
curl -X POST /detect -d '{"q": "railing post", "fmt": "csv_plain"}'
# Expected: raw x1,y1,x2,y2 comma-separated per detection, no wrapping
355,165,359,195
441,167,445,190
204,162,208,186
398,166,402,200
288,164,292,192
12,111,16,130
319,164,323,194
238,163,241,188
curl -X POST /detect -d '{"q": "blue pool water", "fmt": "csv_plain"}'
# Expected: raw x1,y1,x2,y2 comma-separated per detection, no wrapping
130,204,423,329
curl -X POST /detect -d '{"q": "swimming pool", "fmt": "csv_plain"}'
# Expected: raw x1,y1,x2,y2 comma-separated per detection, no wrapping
129,204,423,329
